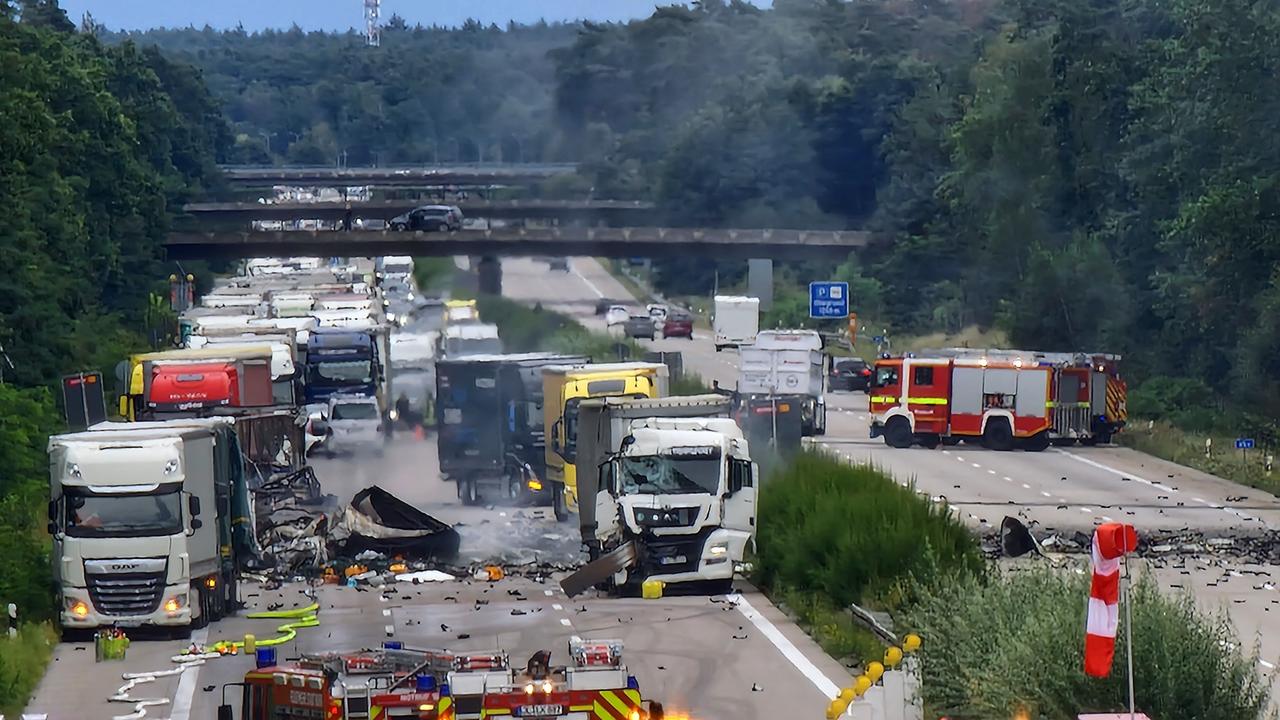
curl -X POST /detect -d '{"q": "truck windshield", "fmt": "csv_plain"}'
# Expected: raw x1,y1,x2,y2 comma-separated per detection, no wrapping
618,457,721,495
64,488,183,538
312,360,372,384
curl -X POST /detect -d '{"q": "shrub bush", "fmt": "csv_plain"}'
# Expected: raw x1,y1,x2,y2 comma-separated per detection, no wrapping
755,451,982,608
901,566,1270,720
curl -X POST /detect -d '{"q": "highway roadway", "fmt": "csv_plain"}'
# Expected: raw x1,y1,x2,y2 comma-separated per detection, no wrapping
27,256,1280,719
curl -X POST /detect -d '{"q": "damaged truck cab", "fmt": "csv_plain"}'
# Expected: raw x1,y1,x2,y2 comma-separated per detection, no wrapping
562,405,756,597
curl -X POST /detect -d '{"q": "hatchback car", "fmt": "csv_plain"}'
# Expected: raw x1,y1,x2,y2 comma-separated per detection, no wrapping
624,315,656,340
388,205,463,232
830,358,872,392
661,311,694,339
547,257,570,271
321,394,386,455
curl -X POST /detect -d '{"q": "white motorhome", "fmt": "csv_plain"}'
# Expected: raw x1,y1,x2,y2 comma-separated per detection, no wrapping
713,296,760,351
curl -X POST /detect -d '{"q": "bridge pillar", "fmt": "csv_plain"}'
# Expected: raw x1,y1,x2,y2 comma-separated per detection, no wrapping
477,256,502,295
747,258,773,311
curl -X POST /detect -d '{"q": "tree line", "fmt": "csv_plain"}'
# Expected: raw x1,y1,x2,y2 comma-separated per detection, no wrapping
0,0,227,618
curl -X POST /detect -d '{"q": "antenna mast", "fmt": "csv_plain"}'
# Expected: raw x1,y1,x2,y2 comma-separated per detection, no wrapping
364,0,381,47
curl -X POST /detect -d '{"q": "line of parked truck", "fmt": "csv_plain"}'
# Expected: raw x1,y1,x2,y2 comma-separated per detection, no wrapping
46,255,450,635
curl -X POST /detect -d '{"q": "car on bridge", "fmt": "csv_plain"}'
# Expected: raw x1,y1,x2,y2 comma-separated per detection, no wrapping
388,204,463,232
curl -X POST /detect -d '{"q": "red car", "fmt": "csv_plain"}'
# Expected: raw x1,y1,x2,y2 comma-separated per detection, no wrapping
662,312,694,339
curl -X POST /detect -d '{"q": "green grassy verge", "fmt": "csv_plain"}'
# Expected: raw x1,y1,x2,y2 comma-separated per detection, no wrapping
0,622,57,716
411,257,457,295
1119,419,1280,496
902,566,1268,720
771,586,887,667
669,371,711,395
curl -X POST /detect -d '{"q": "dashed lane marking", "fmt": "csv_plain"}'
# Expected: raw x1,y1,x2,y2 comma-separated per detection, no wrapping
552,603,563,611
559,618,572,627
169,627,209,720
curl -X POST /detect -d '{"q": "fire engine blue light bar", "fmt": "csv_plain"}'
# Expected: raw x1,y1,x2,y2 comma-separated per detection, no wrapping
383,641,403,650
416,675,437,692
256,648,276,668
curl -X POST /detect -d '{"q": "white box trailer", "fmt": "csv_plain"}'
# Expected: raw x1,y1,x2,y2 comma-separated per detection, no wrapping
713,296,759,351
738,330,827,436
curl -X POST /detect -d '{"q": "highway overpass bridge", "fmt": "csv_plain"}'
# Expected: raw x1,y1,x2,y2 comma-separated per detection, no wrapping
166,226,868,293
219,163,578,188
182,199,655,225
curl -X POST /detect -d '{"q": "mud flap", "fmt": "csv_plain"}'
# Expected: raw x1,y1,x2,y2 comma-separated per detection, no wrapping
559,541,638,598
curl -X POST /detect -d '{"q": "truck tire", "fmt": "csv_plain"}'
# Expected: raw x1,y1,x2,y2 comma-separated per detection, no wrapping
461,478,480,506
884,417,913,448
191,587,209,630
982,418,1014,451
552,484,569,522
1023,432,1050,452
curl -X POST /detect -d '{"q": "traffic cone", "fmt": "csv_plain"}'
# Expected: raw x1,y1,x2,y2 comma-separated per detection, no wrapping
413,425,425,441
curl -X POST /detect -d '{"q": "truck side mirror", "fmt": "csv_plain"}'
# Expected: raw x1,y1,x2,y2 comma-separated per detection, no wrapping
188,495,201,518
218,703,235,720
190,518,203,531
550,419,563,454
47,522,57,536
47,501,57,522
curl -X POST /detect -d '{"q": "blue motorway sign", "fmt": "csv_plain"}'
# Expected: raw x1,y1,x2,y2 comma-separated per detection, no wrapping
809,281,849,319
1236,438,1256,450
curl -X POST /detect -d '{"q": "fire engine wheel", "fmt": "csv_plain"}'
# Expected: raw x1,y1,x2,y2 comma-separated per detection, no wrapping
884,418,913,449
918,434,940,449
982,419,1014,451
1022,432,1051,452
1095,430,1114,445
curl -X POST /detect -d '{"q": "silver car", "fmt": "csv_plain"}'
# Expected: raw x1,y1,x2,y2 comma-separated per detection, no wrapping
322,395,385,456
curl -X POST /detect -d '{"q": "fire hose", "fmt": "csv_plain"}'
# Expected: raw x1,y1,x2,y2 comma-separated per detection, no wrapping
105,603,322,720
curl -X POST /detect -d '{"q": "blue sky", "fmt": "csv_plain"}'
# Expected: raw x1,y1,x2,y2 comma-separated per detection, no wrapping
55,1,713,31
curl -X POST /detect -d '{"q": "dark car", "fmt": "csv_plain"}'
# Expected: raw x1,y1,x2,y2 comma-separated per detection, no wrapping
624,315,656,340
830,358,872,391
389,205,463,232
661,311,694,339
548,257,569,271
594,298,616,315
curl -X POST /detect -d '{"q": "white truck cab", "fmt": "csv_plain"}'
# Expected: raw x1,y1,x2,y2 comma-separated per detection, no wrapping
595,417,756,592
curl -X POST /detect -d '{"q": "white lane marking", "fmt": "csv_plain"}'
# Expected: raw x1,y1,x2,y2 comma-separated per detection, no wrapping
1102,516,1114,522
988,469,997,475
1080,507,1093,513
731,593,840,699
971,463,982,469
1055,449,1256,523
544,589,554,597
1003,476,1014,482
941,450,951,455
1041,491,1052,497
382,609,391,616
169,627,209,720
1192,497,1209,504
571,265,605,298
559,618,573,627
1022,483,1031,490
1262,659,1276,670
552,603,563,611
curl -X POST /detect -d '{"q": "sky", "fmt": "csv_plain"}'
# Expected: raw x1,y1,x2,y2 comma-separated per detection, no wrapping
55,0,708,31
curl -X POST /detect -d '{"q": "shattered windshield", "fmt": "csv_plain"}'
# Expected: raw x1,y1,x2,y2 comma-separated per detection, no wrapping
618,454,721,495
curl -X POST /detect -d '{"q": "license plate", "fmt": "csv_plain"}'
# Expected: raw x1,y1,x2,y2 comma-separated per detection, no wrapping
114,620,143,628
518,704,564,717
659,555,686,565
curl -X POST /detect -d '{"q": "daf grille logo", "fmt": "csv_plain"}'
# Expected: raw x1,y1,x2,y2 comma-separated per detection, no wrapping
110,563,138,571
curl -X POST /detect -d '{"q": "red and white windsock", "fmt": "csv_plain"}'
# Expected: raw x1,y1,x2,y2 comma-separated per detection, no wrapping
1084,522,1139,677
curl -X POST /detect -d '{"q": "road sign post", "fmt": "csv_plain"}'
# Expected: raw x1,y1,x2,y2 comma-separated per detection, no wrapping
1236,437,1255,465
809,281,849,319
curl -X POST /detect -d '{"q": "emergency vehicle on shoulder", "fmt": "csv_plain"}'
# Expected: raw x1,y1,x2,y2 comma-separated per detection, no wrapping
869,349,1126,450
438,640,664,720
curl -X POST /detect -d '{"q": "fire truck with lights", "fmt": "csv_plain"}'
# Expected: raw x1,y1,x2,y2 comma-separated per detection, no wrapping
868,349,1126,450
225,640,664,720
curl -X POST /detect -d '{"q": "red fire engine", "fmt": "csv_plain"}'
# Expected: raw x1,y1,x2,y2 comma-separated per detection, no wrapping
227,643,455,720
869,349,1126,450
438,640,663,720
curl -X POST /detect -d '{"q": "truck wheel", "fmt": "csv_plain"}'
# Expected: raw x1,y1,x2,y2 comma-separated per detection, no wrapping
884,417,913,448
983,419,1014,451
1095,430,1114,445
1023,432,1050,452
191,587,209,630
461,478,479,506
552,485,569,522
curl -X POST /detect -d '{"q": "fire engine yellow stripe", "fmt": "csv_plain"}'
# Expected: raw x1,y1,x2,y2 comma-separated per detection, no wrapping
870,396,897,404
600,690,634,718
870,396,948,405
484,709,512,717
571,705,595,712
593,700,619,720
622,689,641,705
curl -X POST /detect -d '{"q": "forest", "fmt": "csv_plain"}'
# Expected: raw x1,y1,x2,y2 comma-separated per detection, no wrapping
0,0,227,618
116,0,1280,430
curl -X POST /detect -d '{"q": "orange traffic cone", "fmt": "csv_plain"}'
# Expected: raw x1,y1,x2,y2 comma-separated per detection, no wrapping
413,425,425,441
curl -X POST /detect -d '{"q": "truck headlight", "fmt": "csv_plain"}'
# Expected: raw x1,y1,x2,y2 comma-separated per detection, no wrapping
66,599,90,618
163,595,187,614
709,543,728,556
388,409,399,421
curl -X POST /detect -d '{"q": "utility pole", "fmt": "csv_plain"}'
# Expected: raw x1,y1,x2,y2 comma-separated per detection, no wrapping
364,0,380,47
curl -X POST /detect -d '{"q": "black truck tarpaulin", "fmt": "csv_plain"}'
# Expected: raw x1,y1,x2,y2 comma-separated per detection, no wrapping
338,486,461,560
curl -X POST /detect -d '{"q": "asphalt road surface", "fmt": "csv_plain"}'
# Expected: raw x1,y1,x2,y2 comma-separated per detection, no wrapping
29,256,1280,718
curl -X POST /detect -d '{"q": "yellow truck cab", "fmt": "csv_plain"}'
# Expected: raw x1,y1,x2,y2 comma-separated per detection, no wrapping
542,362,670,518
